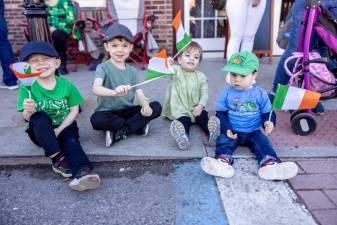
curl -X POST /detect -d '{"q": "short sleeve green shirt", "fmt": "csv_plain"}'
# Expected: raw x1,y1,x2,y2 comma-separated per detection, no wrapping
94,60,139,112
17,76,84,127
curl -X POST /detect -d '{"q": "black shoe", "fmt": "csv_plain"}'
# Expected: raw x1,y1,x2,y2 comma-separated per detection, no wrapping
52,155,73,178
105,129,128,147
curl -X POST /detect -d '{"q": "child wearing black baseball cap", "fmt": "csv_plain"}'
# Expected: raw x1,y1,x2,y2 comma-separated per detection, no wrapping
17,41,100,191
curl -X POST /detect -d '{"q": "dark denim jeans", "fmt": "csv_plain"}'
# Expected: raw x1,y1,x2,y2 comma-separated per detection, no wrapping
0,14,17,86
91,101,162,134
215,130,280,167
27,111,92,175
272,0,337,92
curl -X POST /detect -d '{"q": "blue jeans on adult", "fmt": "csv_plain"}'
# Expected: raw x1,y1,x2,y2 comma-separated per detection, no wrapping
215,130,280,167
272,0,337,92
0,14,17,86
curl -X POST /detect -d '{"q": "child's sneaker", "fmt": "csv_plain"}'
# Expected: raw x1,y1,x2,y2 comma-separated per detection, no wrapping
69,167,100,191
170,120,191,150
258,159,298,180
141,124,149,136
200,156,235,178
105,129,128,147
208,116,220,146
52,155,73,178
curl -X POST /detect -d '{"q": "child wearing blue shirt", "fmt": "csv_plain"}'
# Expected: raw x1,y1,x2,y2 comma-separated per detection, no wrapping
201,51,298,180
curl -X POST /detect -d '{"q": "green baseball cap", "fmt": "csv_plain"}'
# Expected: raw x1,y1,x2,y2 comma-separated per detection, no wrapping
223,51,259,76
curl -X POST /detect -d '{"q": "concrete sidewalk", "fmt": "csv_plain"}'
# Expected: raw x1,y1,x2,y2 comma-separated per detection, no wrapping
1,57,337,225
1,57,337,163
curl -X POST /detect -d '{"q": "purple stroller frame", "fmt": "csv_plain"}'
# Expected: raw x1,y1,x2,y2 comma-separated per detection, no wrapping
283,0,337,135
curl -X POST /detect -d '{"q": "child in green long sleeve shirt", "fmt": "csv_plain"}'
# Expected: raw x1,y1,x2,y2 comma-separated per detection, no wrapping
163,41,220,150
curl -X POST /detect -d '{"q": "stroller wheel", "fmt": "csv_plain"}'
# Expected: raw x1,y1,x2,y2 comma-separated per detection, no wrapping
291,112,317,136
290,110,306,122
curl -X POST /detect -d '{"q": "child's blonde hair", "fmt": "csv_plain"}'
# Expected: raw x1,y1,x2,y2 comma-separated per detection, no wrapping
178,41,203,62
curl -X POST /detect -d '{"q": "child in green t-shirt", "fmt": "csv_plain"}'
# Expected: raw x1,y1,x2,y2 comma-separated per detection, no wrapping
17,41,100,191
90,24,162,147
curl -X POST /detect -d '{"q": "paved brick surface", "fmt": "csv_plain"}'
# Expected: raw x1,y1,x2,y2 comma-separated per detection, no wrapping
325,190,337,206
297,190,335,210
290,174,337,189
311,209,337,225
292,159,337,225
297,160,337,174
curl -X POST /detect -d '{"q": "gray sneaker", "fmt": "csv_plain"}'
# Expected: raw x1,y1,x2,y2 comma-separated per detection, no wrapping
208,116,220,147
69,167,100,191
170,120,191,150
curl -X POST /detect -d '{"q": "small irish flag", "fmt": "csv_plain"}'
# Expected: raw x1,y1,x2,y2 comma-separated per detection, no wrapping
10,62,41,87
272,84,321,110
145,49,173,81
172,10,192,52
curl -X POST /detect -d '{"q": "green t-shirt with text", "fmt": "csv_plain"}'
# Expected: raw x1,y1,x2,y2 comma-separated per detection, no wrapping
17,76,84,127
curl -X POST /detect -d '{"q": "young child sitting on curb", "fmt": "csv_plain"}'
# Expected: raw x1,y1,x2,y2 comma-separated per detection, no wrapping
201,51,298,180
163,41,220,150
17,41,100,191
90,24,162,147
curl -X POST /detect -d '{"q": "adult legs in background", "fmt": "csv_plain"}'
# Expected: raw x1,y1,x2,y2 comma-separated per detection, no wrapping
272,0,307,92
52,29,69,75
226,0,248,59
240,0,267,52
0,12,17,88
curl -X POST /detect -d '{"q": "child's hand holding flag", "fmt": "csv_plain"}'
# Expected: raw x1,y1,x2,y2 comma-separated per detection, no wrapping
268,84,321,122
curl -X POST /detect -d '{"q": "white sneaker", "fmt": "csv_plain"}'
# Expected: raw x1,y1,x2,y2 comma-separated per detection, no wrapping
258,161,298,180
208,116,220,146
141,124,149,136
200,157,235,178
170,120,191,150
105,130,112,147
0,84,18,90
69,174,100,191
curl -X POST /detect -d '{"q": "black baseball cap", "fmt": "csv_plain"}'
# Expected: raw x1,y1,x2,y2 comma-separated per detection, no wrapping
19,41,59,62
103,24,133,43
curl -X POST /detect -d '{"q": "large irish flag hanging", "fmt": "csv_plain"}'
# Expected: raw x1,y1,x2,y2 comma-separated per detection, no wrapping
272,84,321,110
172,10,192,52
145,49,173,81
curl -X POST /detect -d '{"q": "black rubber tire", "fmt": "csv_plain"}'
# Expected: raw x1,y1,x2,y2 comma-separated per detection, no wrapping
291,112,317,136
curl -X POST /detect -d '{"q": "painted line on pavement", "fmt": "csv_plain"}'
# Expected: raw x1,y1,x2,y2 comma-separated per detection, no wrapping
175,161,228,225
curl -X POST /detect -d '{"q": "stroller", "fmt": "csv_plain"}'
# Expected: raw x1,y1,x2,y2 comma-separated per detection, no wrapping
284,0,337,136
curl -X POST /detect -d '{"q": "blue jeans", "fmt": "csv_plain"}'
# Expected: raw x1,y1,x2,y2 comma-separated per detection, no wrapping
272,0,337,92
0,15,17,86
27,111,92,175
215,130,280,167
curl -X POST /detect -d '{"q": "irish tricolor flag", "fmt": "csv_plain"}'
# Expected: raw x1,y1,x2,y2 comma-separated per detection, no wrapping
172,10,192,52
272,84,321,110
145,49,173,81
10,62,41,87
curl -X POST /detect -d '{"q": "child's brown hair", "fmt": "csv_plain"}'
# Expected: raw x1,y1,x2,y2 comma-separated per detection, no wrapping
178,41,203,62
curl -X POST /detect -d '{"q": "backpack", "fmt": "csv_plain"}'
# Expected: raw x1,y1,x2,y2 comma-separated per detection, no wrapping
210,0,226,10
277,5,293,49
284,52,336,97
